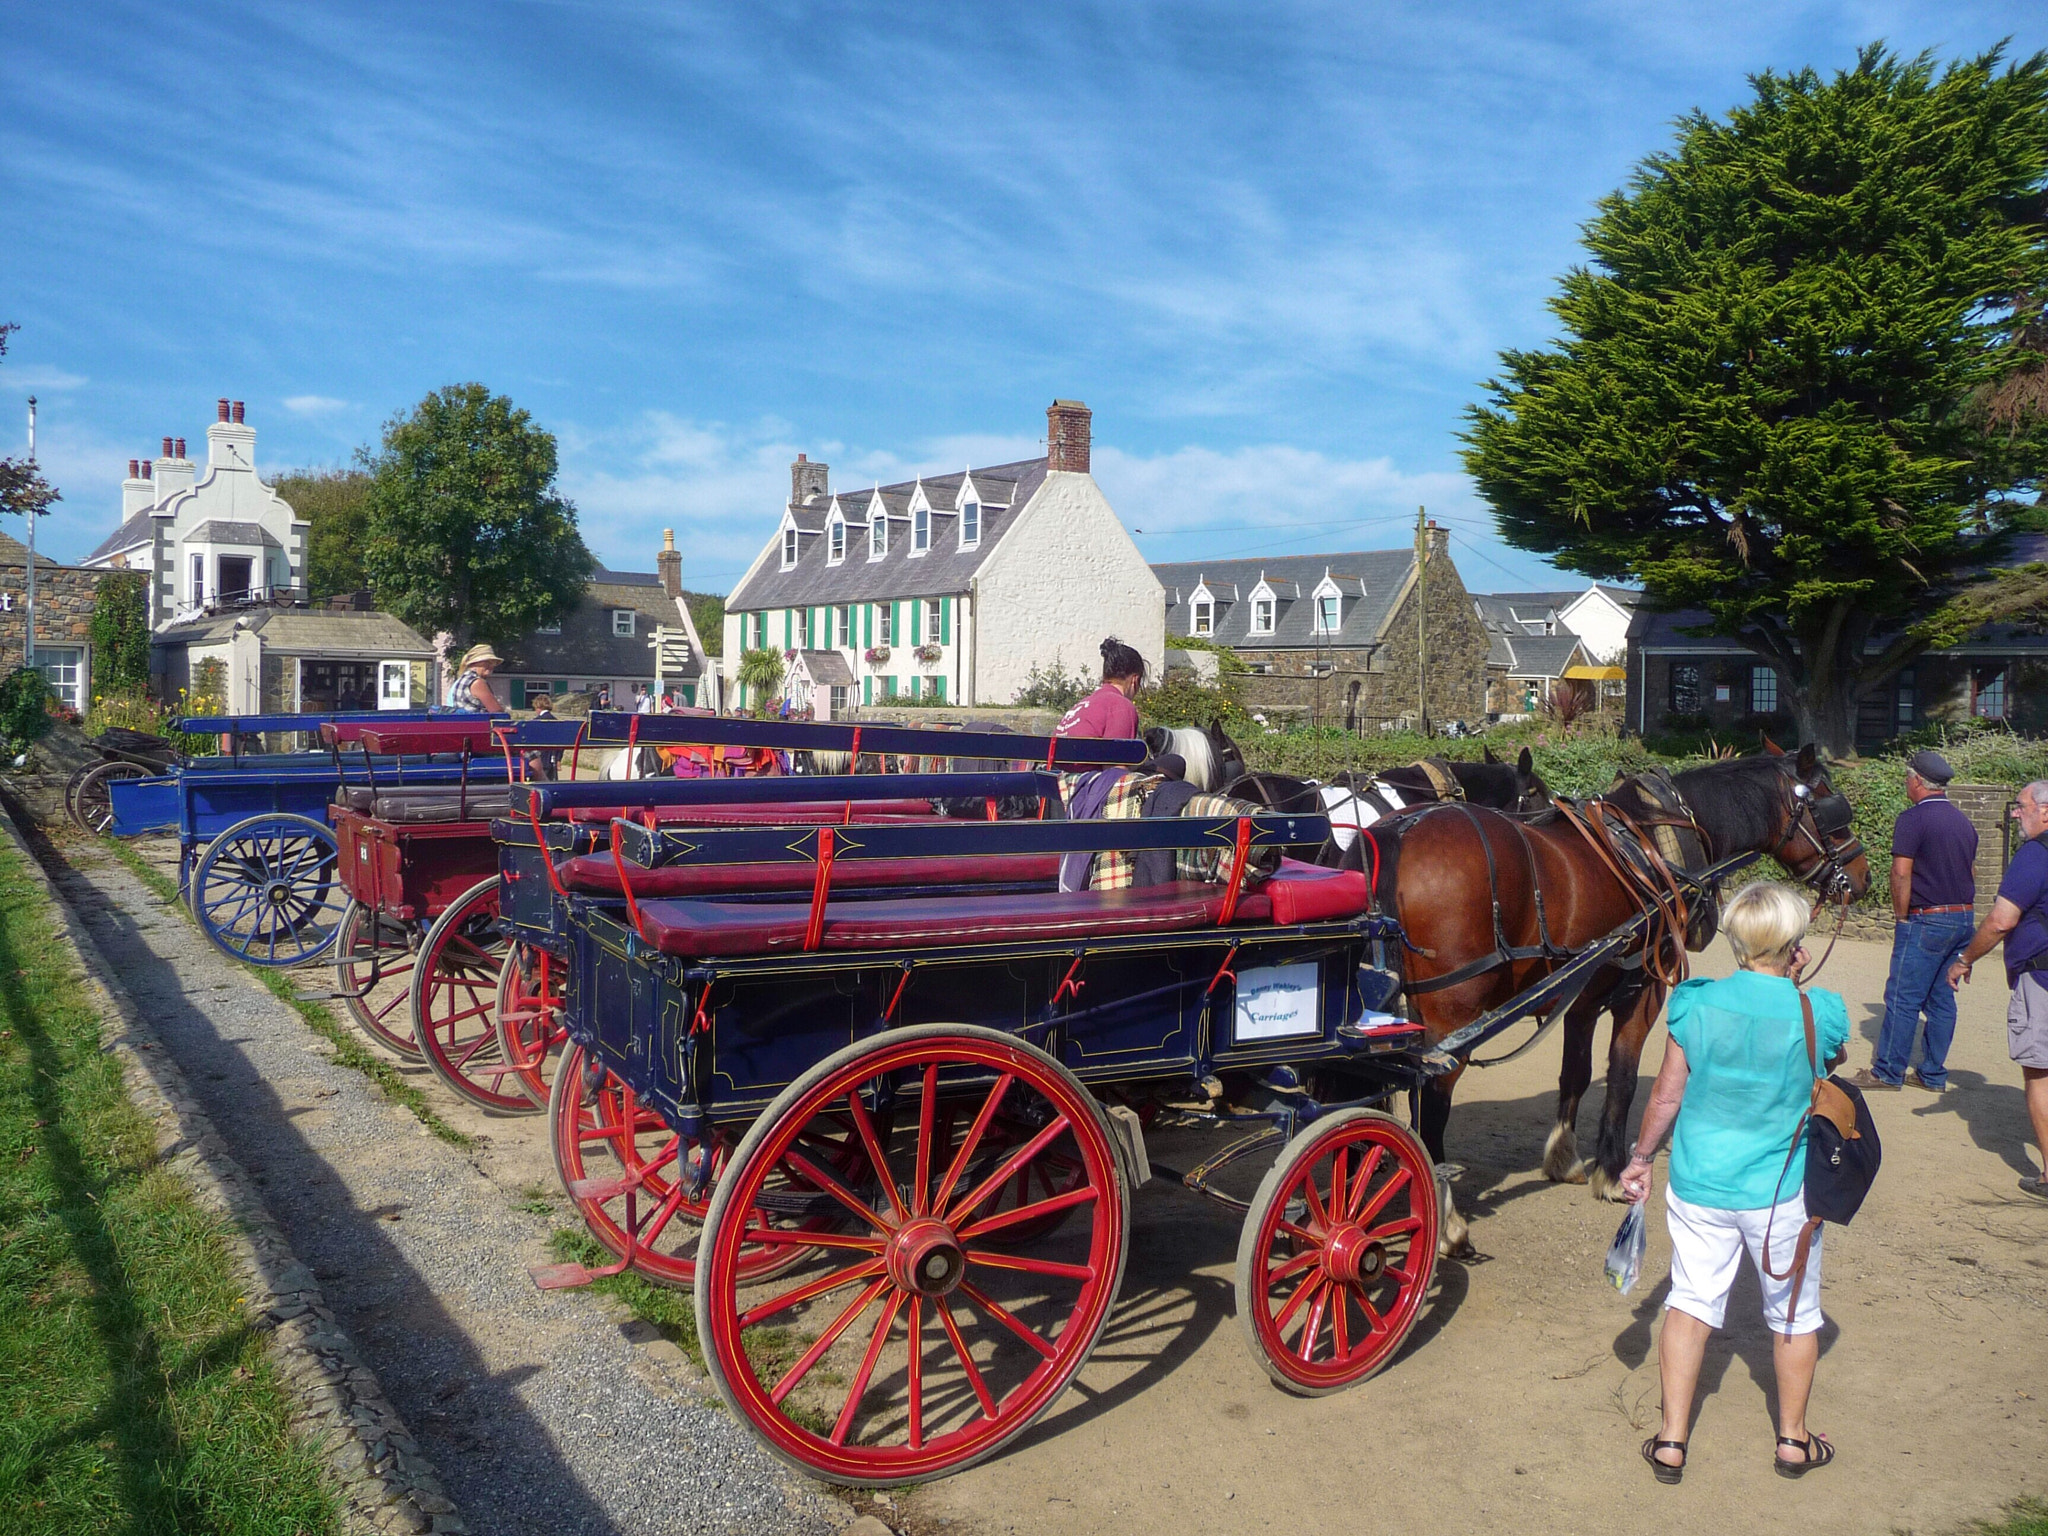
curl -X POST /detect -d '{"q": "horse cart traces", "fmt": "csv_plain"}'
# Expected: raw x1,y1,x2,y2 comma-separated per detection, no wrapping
38,825,843,1536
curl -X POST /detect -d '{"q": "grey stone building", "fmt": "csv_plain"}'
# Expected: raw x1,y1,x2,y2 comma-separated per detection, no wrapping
495,531,711,708
0,529,112,713
1152,525,1491,729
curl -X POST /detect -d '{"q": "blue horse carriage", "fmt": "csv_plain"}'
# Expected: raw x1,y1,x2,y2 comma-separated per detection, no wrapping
499,712,1443,1485
106,712,514,967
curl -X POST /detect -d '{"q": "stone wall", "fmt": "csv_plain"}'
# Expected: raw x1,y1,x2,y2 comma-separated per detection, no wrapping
0,559,108,674
1950,783,2020,916
1237,551,1490,729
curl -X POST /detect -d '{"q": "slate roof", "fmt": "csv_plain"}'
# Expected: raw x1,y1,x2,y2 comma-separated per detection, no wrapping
795,648,854,687
83,508,158,564
1152,550,1419,650
728,459,1046,610
189,520,282,548
153,607,434,656
1500,632,1589,679
0,530,62,569
1629,605,2048,656
494,575,699,680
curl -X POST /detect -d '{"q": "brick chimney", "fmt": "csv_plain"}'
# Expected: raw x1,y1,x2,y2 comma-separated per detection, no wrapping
790,452,829,506
657,527,683,599
207,397,256,471
1047,399,1091,473
153,431,197,502
1424,519,1449,559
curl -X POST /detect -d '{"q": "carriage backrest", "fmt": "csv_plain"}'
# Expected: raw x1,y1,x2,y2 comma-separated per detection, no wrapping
578,710,1147,768
514,771,1060,818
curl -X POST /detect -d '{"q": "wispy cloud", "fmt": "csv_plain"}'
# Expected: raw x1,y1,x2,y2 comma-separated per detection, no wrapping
5,366,88,391
282,395,351,416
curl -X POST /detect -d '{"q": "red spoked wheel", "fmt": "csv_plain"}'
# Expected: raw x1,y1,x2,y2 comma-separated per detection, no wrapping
495,943,567,1108
1234,1108,1438,1396
332,900,421,1058
410,877,535,1114
696,1023,1129,1486
549,1043,860,1287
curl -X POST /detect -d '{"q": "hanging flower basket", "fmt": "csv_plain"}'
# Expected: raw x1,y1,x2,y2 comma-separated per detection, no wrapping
865,645,891,664
914,643,943,664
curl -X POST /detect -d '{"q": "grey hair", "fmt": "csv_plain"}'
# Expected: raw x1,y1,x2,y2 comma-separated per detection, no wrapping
2024,781,2048,808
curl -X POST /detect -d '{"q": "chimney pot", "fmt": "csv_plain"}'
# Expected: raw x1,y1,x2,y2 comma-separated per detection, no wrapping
162,436,174,456
1046,399,1092,474
142,460,153,479
656,528,683,599
128,459,139,479
175,437,186,459
797,453,807,463
231,400,244,424
218,398,230,422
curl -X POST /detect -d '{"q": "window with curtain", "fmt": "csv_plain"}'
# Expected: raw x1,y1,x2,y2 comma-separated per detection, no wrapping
925,598,941,640
835,605,850,646
878,604,893,646
1252,597,1274,634
797,609,811,647
1192,600,1212,636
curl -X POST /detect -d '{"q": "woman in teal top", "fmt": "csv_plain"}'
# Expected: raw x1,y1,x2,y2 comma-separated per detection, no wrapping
1619,882,1849,1485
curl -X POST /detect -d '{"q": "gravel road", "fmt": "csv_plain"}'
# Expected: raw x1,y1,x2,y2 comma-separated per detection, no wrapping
37,823,845,1536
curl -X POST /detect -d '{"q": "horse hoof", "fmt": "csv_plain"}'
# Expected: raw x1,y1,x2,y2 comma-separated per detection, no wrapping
1541,1125,1586,1184
1550,1159,1588,1186
1587,1166,1628,1203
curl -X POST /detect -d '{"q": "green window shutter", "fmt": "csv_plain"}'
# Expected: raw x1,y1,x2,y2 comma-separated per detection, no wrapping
893,602,903,647
863,675,872,705
941,597,952,645
911,600,922,645
510,679,526,708
933,676,945,703
862,603,871,647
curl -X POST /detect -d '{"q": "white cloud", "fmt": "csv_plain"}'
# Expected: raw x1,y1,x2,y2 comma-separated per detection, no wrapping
6,366,88,391
282,395,350,416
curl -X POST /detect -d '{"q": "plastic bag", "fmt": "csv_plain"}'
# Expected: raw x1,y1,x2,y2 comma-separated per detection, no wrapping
1605,1200,1647,1295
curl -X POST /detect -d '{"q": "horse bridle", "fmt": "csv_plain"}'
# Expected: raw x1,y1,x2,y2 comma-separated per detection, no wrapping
1780,768,1864,906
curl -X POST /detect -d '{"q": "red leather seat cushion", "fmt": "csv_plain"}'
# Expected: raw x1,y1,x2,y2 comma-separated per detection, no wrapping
632,882,1278,957
563,800,937,825
1264,860,1373,923
560,852,1062,897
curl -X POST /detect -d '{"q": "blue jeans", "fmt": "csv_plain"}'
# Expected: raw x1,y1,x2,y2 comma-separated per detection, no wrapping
1875,911,1975,1086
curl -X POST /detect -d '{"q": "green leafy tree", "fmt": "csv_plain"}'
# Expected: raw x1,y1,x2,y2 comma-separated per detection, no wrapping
361,385,594,647
1462,46,2048,753
0,325,60,525
275,466,373,602
735,647,785,714
88,573,151,698
684,591,725,657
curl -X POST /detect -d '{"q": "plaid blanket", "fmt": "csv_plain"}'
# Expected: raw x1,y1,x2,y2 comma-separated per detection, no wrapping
1059,770,1159,890
1177,790,1282,888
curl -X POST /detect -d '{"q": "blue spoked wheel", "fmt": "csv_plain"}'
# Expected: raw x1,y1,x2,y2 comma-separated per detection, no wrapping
193,812,345,966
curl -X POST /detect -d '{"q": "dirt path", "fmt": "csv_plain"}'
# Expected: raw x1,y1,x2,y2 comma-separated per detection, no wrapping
906,932,2047,1536
35,821,843,1536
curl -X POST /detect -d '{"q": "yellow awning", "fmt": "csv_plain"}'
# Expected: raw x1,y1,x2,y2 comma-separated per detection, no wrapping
1564,665,1626,681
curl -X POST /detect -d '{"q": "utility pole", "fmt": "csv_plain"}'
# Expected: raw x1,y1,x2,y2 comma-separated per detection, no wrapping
1413,505,1429,737
24,396,37,669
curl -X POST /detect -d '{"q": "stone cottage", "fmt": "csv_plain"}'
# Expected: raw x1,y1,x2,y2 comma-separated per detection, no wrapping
1152,525,1490,729
0,529,110,713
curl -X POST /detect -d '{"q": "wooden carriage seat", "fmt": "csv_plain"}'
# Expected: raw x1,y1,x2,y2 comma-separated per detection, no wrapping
332,784,514,823
559,851,1063,898
626,862,1370,958
560,800,940,826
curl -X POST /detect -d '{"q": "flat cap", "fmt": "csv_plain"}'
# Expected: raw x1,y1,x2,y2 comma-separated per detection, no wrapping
1907,749,1954,784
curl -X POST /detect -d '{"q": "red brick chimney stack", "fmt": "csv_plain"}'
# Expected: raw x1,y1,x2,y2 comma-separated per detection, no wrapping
1046,399,1092,473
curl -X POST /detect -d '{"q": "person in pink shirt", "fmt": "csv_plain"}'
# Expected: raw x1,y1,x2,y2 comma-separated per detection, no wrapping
1056,637,1146,739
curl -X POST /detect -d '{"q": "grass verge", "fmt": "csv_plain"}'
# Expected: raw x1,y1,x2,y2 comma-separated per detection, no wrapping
98,840,470,1149
1972,1501,2048,1536
0,830,338,1534
547,1228,704,1369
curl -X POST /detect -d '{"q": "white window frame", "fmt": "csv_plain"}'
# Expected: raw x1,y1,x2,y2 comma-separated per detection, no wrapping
912,504,930,555
925,598,941,642
835,604,851,647
191,553,205,606
1316,594,1340,634
378,659,412,710
781,526,798,569
960,501,980,548
828,517,845,564
1247,580,1276,637
612,610,636,637
35,646,84,711
797,608,812,648
878,604,893,646
869,515,886,560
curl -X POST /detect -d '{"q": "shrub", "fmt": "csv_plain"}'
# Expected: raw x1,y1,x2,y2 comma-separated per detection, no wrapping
0,667,54,752
1012,661,1090,712
88,573,151,697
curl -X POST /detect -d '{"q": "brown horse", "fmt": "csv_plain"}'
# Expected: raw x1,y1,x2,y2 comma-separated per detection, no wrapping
1387,745,1869,1253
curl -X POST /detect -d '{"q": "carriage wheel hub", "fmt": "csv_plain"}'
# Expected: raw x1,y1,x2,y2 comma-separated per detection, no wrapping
267,882,291,905
1322,1225,1385,1285
887,1217,966,1296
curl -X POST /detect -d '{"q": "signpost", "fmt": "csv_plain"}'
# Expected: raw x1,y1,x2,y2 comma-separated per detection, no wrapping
649,624,692,703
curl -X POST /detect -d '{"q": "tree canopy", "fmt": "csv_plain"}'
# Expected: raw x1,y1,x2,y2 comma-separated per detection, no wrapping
274,466,373,602
361,385,594,647
0,325,60,524
1462,44,2048,752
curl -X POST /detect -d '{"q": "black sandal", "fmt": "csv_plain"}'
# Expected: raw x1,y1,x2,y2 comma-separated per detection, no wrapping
1641,1437,1687,1484
1774,1434,1834,1478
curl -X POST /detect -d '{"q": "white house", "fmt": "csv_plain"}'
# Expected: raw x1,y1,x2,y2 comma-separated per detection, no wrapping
81,399,309,629
1474,584,1639,665
722,401,1163,716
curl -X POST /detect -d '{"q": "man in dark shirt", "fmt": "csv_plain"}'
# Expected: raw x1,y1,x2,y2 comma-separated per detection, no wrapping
1855,751,1977,1092
1949,780,2048,1199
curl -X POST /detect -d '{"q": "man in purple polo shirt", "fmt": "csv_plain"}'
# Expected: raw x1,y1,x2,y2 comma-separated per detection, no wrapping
1853,750,1977,1093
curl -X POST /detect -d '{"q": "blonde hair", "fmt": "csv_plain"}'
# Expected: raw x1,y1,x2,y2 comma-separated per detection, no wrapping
1722,881,1810,969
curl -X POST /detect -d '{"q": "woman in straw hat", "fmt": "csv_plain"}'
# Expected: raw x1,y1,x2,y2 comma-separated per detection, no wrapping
448,643,508,714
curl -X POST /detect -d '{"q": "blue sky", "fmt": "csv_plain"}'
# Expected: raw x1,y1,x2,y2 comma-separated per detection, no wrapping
3,2,2040,594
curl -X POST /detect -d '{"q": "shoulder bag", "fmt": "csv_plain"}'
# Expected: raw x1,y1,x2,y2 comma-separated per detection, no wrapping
1761,991,1882,1330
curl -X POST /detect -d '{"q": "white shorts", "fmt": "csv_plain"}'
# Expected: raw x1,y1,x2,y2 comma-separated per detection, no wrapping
1665,1189,1824,1336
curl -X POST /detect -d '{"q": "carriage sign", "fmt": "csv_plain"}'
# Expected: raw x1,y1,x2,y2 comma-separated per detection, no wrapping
1232,961,1322,1042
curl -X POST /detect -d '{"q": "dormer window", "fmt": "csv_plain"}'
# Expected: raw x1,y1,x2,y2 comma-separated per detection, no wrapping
869,515,886,559
961,501,980,547
828,517,845,564
781,526,798,569
1315,594,1340,634
1247,579,1276,637
912,505,930,554
1191,599,1212,636
613,610,636,637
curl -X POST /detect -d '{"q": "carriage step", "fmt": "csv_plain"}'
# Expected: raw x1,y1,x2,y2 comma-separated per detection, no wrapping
1105,1104,1151,1186
529,1262,599,1290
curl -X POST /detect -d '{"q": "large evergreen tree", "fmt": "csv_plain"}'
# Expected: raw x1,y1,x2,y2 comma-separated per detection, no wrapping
361,385,593,648
1463,45,2048,752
